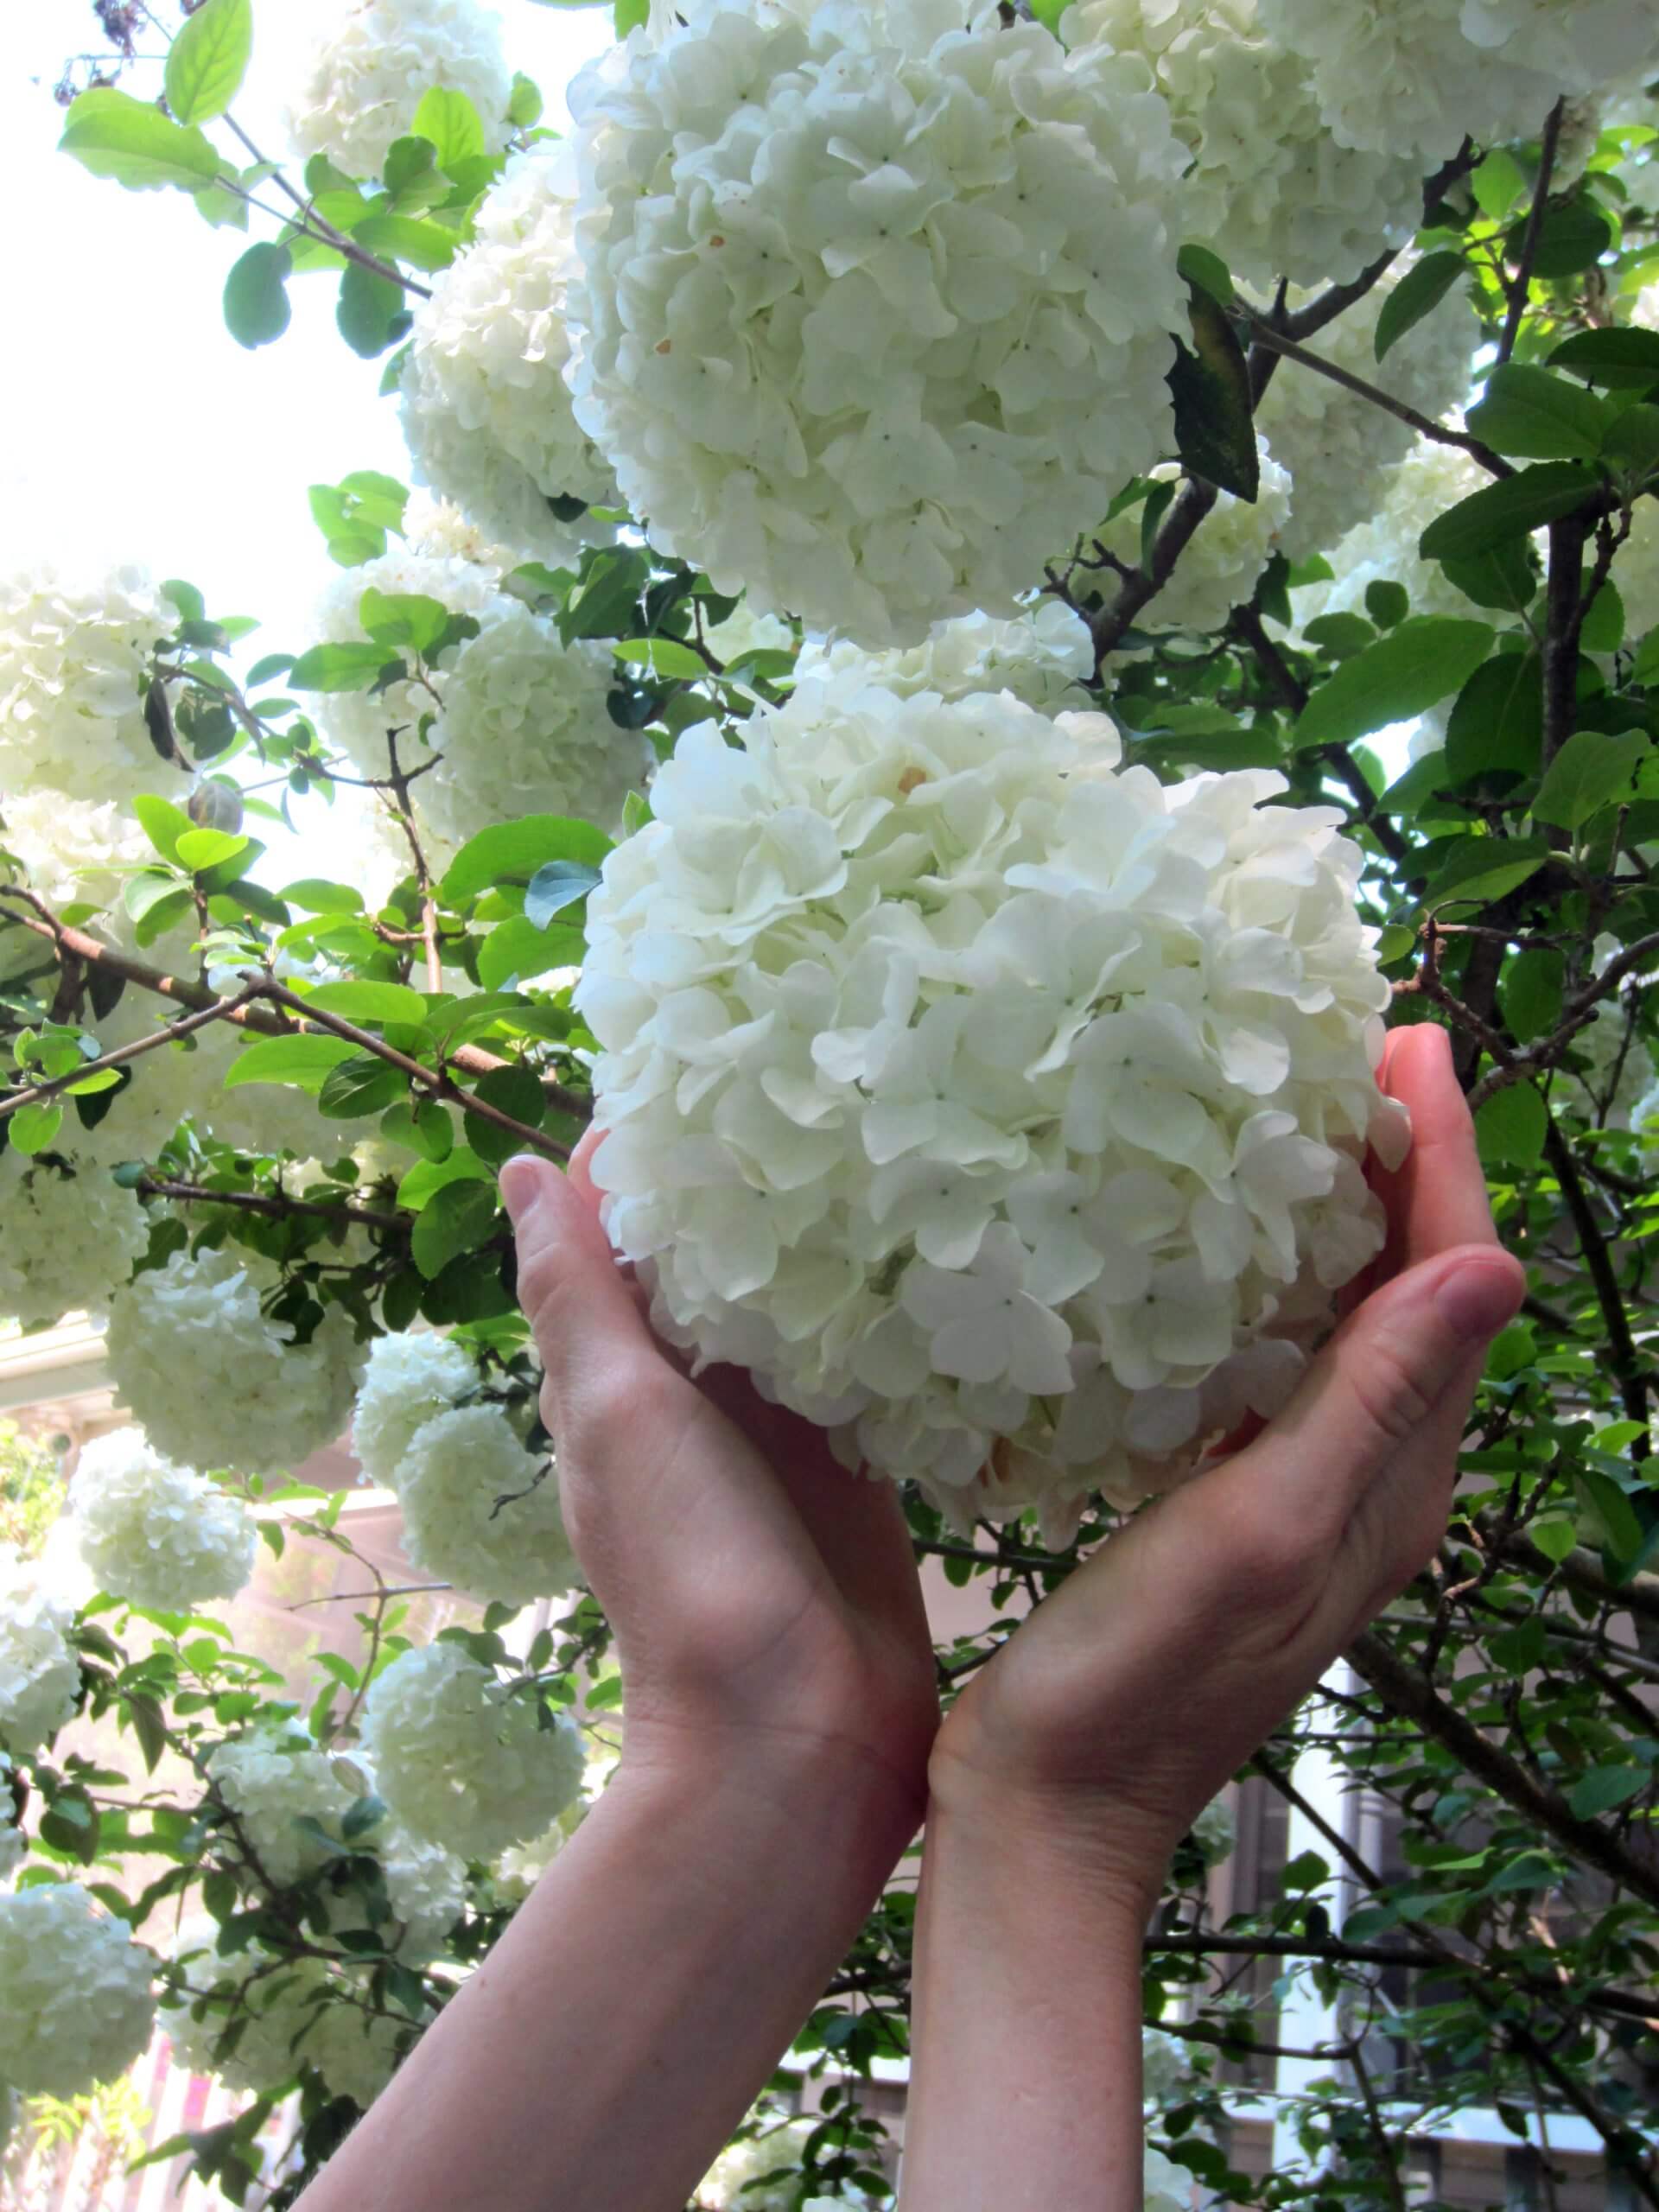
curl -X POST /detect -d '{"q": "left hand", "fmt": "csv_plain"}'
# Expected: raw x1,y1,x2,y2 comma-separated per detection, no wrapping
925,1023,1525,1911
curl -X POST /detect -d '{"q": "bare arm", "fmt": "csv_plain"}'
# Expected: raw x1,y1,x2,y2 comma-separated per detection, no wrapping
899,1026,1523,2209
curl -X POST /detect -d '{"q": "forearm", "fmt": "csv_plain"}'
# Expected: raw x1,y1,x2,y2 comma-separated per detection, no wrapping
297,1745,920,2212
899,1808,1153,2212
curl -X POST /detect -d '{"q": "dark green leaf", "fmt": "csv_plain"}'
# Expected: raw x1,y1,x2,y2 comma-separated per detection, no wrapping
1507,194,1613,278
1533,728,1648,831
1166,284,1258,502
1176,242,1233,308
1422,835,1552,910
1364,580,1409,631
1437,537,1540,613
1567,1764,1649,1818
1474,1082,1547,1170
412,1178,500,1280
337,263,412,358
317,1055,410,1118
1465,364,1609,461
1294,618,1494,749
1419,463,1602,563
164,0,253,124
1374,251,1465,363
223,243,292,350
1500,946,1565,1043
1550,326,1659,389
1443,651,1542,784
463,1067,548,1167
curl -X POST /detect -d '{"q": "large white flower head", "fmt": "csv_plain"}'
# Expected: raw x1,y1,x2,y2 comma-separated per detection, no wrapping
317,1809,468,1965
207,1727,359,1889
105,1245,367,1479
578,676,1405,1524
70,1428,256,1614
0,789,152,914
1289,435,1489,632
1062,0,1425,290
1084,441,1293,634
1254,271,1480,563
415,607,653,849
796,602,1096,711
165,1934,417,2106
1456,0,1659,97
392,1404,581,1607
568,0,1189,644
1255,0,1573,162
352,1329,480,1484
284,0,513,181
0,1154,149,1329
0,1544,80,1756
402,487,519,574
0,1883,155,2096
402,147,623,569
309,549,516,785
361,1643,586,1859
1612,489,1659,645
0,565,181,806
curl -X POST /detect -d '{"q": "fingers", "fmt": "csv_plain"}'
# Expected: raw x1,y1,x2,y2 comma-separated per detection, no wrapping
1373,1026,1502,1274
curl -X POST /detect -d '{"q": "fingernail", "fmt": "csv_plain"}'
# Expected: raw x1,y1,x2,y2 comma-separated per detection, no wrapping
499,1155,547,1227
1433,1259,1523,1344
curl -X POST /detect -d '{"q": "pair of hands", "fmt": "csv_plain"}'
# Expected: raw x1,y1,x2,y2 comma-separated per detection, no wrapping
499,1023,1524,1905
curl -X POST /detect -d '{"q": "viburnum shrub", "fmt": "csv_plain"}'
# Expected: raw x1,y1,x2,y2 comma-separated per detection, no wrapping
0,0,1655,2202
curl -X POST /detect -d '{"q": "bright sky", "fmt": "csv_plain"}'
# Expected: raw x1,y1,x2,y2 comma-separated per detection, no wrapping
2,0,613,864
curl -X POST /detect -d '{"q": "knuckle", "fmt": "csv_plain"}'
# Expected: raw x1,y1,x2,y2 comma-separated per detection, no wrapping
1344,1333,1437,1455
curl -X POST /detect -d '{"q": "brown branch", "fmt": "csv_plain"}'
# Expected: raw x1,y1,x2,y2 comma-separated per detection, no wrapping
1541,509,1592,779
1239,316,1512,480
1089,480,1218,665
1347,1628,1659,1912
1541,1117,1649,1435
0,984,264,1121
136,1177,407,1235
1497,99,1566,367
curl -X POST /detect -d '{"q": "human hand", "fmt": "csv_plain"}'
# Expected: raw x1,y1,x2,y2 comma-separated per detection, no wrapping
500,1136,938,1824
925,1023,1525,1913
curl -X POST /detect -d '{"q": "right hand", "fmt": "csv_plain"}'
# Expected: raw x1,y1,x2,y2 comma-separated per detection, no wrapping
501,1135,938,1822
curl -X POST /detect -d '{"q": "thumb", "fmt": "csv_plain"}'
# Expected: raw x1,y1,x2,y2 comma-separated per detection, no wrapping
499,1154,669,1472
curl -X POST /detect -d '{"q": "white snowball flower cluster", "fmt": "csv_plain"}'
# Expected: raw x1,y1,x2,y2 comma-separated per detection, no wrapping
401,487,518,574
69,1428,256,1613
0,1154,148,1328
568,0,1189,643
0,1884,156,2096
106,1245,366,1479
1288,436,1489,633
0,1545,80,1756
1062,0,1425,289
1612,491,1659,642
579,676,1405,1527
1254,271,1480,562
284,0,512,181
1560,996,1656,1130
0,565,181,806
207,1728,359,1888
1458,0,1659,99
1255,0,1584,162
361,1644,586,1860
394,1405,581,1606
166,1937,416,2106
402,147,623,569
705,601,798,671
0,789,152,914
415,608,652,849
309,549,514,784
319,1811,468,1964
353,1328,480,1484
1084,443,1293,635
796,603,1096,712
0,1809,25,1887
1145,2147,1195,2212
490,1794,590,1904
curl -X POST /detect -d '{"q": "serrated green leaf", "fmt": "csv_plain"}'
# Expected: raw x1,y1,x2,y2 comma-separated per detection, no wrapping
164,0,252,124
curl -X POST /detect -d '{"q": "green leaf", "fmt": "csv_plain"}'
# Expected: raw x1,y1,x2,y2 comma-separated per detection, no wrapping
1364,579,1409,631
175,827,249,874
1500,946,1565,1043
1567,1764,1649,1818
8,1103,63,1156
1474,1082,1547,1170
478,918,586,992
1508,194,1614,278
439,817,613,906
1175,242,1233,308
280,879,364,916
1166,284,1259,502
462,1067,548,1167
614,0,648,30
1532,728,1648,832
524,861,601,930
1374,251,1465,363
1465,364,1609,461
1579,570,1624,655
507,73,544,127
1437,537,1540,613
287,641,402,693
412,1177,499,1280
613,637,706,682
317,1056,413,1119
1471,147,1526,221
1601,403,1659,483
356,589,453,657
132,792,195,866
1419,463,1602,563
353,214,461,273
337,263,413,359
1529,1515,1577,1563
1294,618,1494,749
164,0,253,124
223,242,292,350
303,981,429,1027
412,86,486,175
1443,652,1542,784
1573,1466,1646,1565
1549,326,1659,390
1422,835,1552,911
221,1036,359,1092
59,87,221,192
